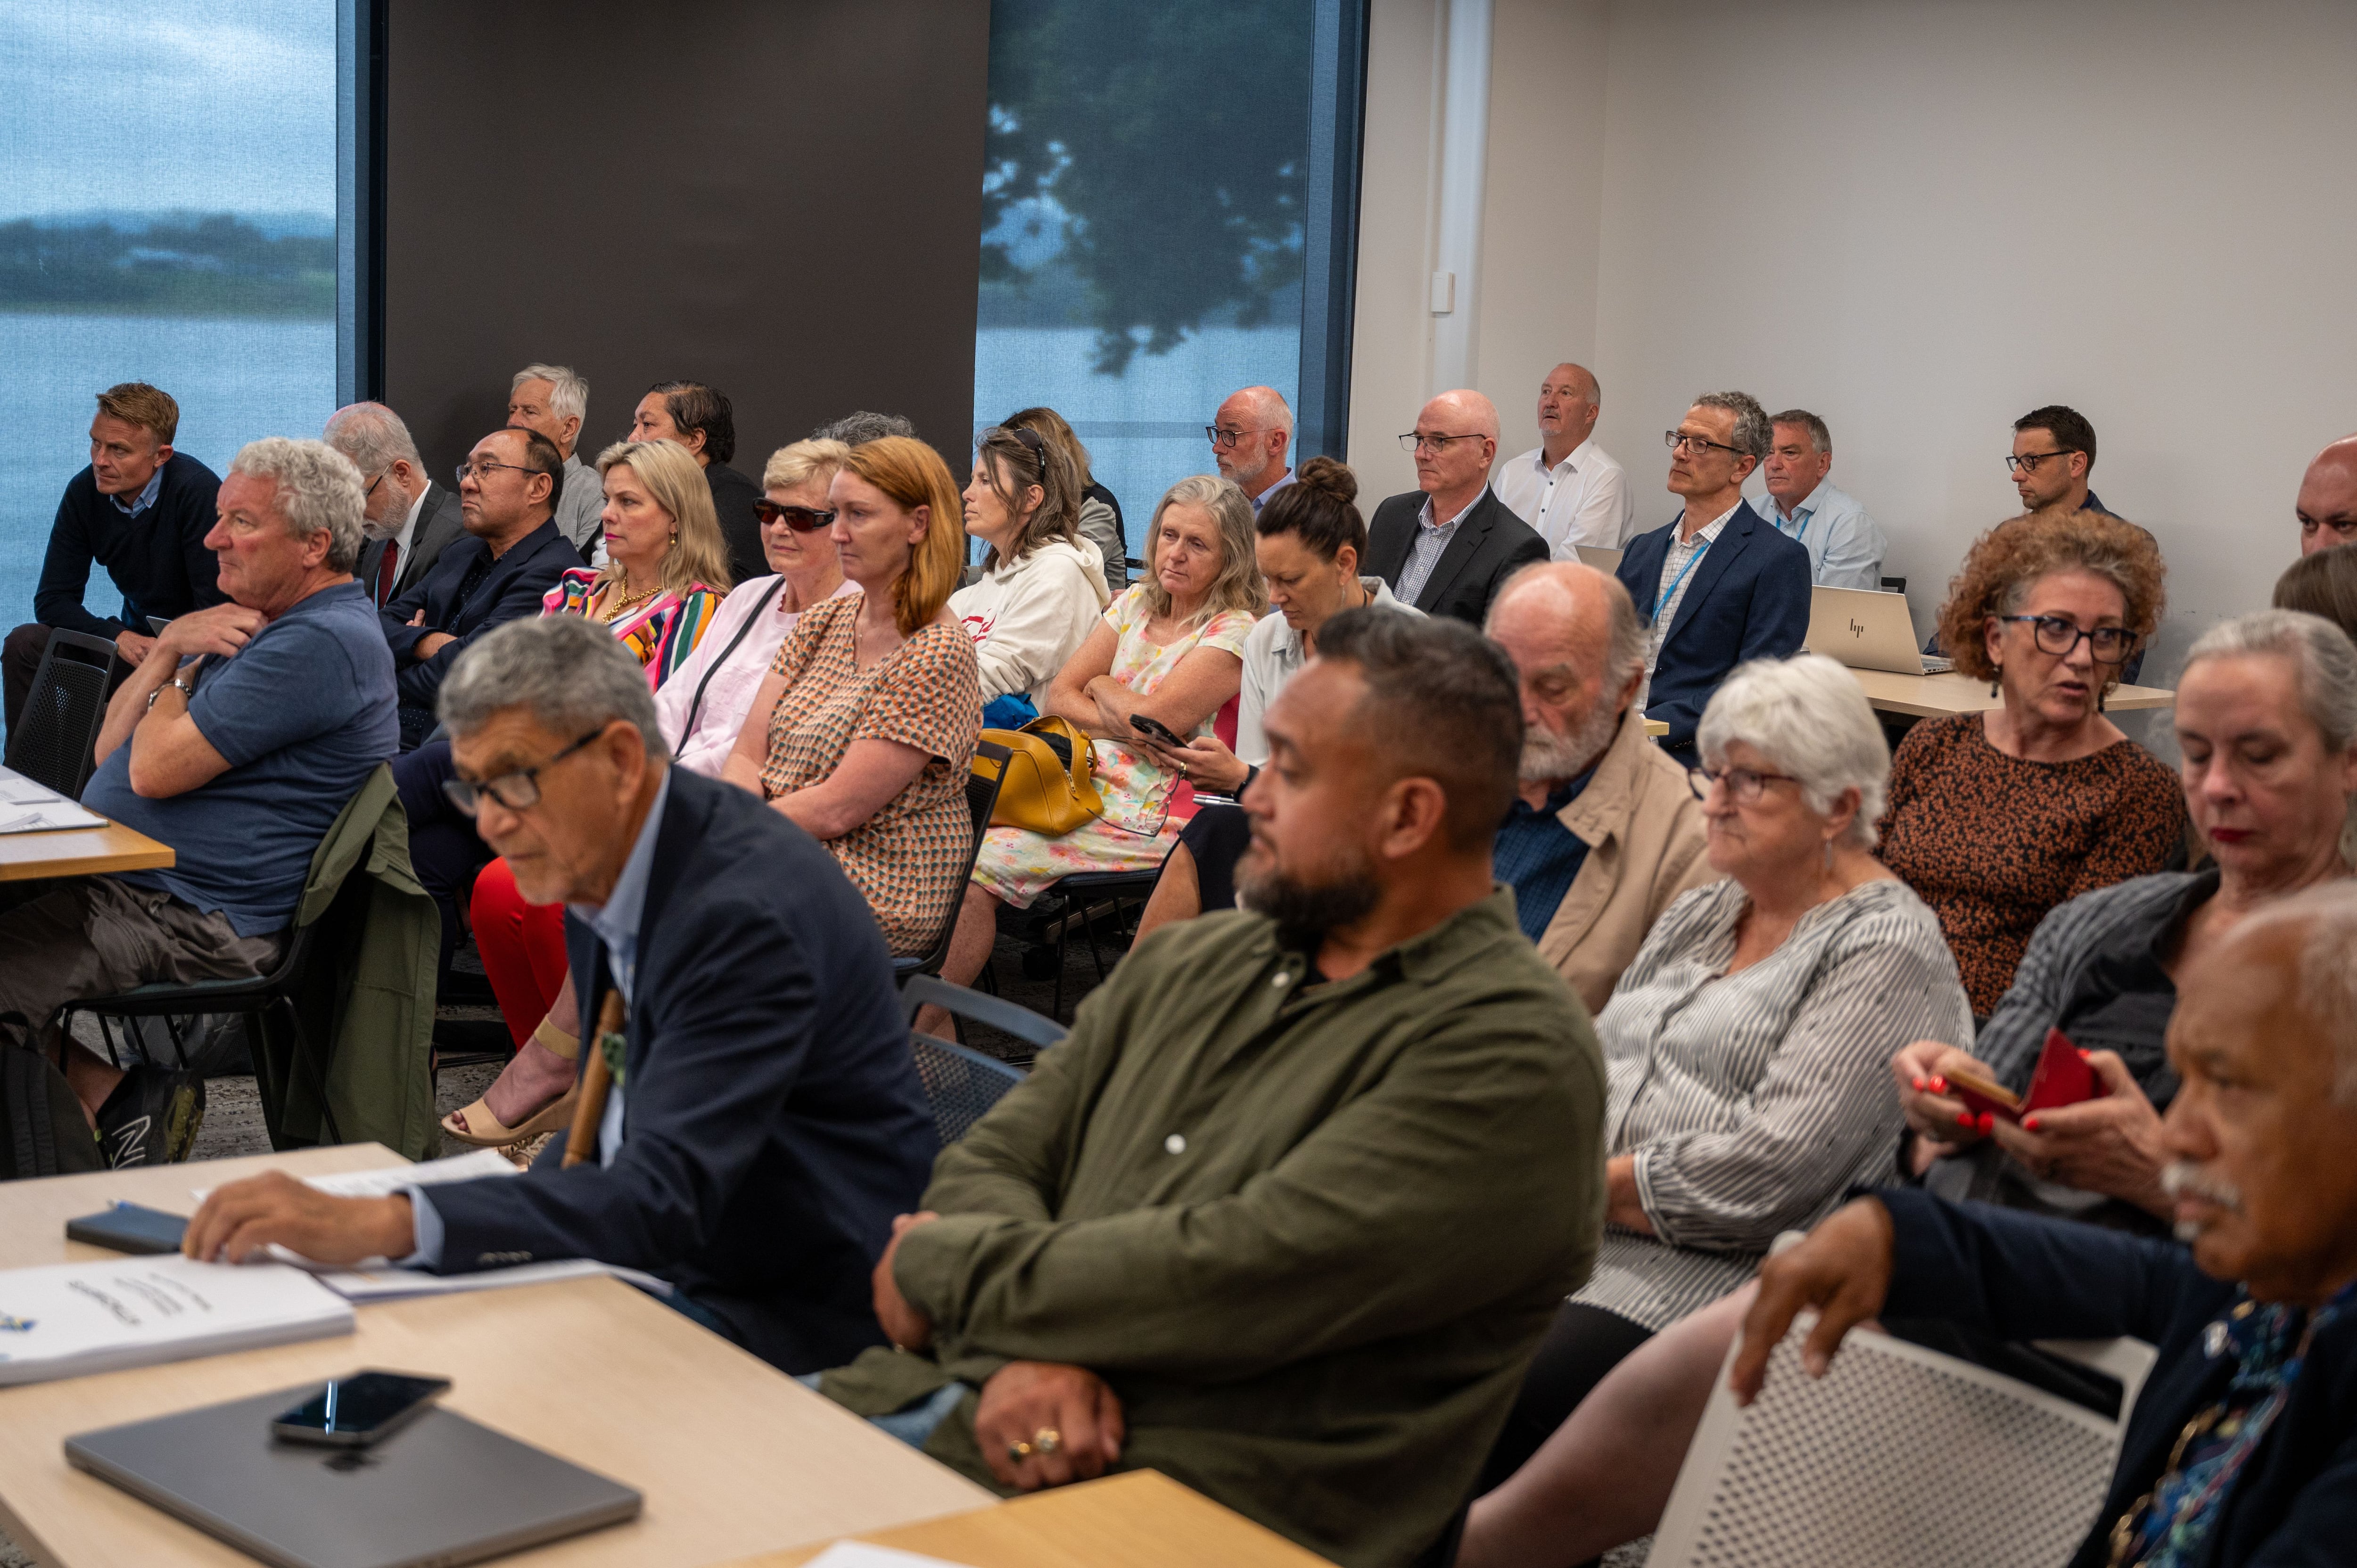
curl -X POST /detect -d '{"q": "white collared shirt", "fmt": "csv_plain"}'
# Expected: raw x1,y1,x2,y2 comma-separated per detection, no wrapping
1236,577,1422,763
1493,438,1634,553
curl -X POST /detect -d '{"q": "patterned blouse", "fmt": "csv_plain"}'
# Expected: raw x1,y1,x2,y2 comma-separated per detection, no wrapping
1879,714,2186,1016
758,594,982,955
542,568,723,690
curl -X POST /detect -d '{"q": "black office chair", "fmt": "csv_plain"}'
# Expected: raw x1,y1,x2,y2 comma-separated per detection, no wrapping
5,628,121,797
1000,866,1163,1020
899,975,1057,1143
894,740,1011,983
1879,575,1907,595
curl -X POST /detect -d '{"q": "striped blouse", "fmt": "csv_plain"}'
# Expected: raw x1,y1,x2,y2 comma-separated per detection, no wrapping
542,568,722,690
1574,876,1974,1330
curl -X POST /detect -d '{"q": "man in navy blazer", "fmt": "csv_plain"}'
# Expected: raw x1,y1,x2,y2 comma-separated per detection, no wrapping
1614,393,1810,756
184,617,939,1374
1734,884,2357,1568
379,426,582,748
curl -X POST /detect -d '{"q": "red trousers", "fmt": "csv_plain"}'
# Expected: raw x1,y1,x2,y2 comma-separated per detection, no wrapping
468,857,569,1049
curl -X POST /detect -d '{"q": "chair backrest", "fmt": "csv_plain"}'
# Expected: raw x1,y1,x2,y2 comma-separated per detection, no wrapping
898,740,1011,978
900,973,1068,1049
5,629,121,797
909,1032,1028,1145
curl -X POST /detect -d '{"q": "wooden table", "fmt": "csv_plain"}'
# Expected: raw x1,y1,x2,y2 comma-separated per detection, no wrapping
736,1470,1338,1568
0,821,173,883
0,1146,994,1568
1846,668,2175,720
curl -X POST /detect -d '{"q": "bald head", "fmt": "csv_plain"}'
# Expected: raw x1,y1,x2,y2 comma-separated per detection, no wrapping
1535,365,1601,462
1486,562,1646,784
1211,385,1294,497
2298,435,2357,558
1411,389,1500,509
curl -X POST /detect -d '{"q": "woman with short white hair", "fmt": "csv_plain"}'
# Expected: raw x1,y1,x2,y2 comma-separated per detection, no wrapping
1477,652,1972,1493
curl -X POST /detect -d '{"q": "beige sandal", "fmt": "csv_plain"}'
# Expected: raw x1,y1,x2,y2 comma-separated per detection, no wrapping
441,1083,580,1148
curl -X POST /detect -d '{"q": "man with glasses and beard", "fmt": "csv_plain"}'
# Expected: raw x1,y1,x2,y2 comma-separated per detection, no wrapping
1206,385,1297,514
1485,563,1716,1014
814,610,1607,1568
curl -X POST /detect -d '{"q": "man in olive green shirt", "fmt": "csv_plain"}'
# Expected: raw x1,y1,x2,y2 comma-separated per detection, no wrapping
821,611,1607,1568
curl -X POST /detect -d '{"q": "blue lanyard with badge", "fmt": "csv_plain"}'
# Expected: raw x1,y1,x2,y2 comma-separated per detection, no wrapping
1658,531,1714,611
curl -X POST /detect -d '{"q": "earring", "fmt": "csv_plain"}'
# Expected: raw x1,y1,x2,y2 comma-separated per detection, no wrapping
669,532,678,544
1988,662,2001,699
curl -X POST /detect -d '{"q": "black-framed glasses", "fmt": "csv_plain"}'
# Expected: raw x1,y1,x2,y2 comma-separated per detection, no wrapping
455,459,537,486
752,499,837,532
364,471,386,499
1997,614,2137,664
441,728,607,816
1665,430,1744,457
1687,765,1799,804
2004,448,2081,475
1398,431,1484,453
1205,424,1253,449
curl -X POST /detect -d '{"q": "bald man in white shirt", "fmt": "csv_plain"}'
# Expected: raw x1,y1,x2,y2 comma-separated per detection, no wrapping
1493,362,1633,554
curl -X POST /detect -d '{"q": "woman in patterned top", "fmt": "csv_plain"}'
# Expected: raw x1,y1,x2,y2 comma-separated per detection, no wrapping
442,438,730,1147
1477,654,1972,1496
1879,507,2183,1016
720,435,981,956
922,473,1267,1030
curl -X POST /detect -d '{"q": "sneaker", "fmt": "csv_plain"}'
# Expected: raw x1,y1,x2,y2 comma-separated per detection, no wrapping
94,1065,206,1167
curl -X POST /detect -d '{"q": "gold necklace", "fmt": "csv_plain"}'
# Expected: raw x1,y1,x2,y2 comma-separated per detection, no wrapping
601,578,660,622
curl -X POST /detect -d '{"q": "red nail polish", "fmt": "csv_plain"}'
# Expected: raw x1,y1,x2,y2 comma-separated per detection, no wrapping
2076,1049,2090,1060
1955,1112,1974,1127
1929,1076,1945,1093
1912,1078,1925,1091
1978,1113,1995,1134
2023,1116,2041,1132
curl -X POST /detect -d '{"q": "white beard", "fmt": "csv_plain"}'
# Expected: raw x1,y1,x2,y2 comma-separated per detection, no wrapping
1522,698,1621,783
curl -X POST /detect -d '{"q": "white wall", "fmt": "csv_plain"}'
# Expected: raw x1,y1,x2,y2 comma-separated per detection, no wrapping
1352,0,2357,723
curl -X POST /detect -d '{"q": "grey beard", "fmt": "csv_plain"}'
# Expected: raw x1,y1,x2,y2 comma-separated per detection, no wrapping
2161,1159,2244,1244
359,514,402,543
1225,450,1274,492
1522,698,1621,783
1237,856,1381,950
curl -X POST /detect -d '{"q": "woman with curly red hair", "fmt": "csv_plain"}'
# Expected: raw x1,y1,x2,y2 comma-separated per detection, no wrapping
1877,505,2184,1013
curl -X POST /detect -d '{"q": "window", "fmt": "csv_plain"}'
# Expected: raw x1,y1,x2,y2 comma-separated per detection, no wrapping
0,0,347,640
972,0,1366,556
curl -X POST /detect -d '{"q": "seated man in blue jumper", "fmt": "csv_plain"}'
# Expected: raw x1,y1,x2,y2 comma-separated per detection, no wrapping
183,616,940,1374
1614,392,1809,760
3,382,223,738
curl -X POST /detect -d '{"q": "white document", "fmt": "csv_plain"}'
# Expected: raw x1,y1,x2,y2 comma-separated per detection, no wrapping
0,1256,352,1387
800,1544,979,1568
0,765,106,833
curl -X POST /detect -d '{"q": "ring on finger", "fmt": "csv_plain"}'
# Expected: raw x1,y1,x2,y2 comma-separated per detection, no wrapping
1033,1427,1061,1456
1007,1439,1034,1462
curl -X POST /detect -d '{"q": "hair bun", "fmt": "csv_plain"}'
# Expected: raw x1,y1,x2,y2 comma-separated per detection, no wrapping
1295,454,1357,505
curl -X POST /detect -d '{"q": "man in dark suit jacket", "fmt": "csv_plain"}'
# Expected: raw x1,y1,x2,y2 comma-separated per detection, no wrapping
358,479,464,606
182,616,939,1374
326,401,468,608
1615,393,1810,755
379,427,583,748
1366,388,1549,626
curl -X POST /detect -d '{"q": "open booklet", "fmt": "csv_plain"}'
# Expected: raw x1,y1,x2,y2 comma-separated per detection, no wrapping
0,764,106,833
0,1256,351,1387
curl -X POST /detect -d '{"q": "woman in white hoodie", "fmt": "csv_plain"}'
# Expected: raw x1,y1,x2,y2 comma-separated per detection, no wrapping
951,424,1108,728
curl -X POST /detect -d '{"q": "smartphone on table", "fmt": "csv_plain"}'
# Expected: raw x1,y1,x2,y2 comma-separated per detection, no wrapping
66,1202,190,1256
270,1371,453,1449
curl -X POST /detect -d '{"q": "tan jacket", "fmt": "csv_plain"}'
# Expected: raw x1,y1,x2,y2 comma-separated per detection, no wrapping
1537,706,1720,1014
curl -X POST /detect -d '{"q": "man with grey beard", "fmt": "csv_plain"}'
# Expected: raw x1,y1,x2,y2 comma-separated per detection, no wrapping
1730,881,2357,1568
1484,561,1716,1014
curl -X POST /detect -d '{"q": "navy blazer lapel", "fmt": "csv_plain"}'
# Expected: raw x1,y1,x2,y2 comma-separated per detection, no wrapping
1415,490,1499,611
1620,528,1673,618
569,770,700,1087
1661,504,1759,652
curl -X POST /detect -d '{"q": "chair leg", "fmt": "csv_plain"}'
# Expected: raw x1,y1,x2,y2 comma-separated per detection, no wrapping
160,1014,190,1072
91,1011,121,1071
276,996,343,1147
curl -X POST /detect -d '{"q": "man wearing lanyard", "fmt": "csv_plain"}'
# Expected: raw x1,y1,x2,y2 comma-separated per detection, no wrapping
1493,362,1634,555
1758,410,1887,590
1613,392,1810,758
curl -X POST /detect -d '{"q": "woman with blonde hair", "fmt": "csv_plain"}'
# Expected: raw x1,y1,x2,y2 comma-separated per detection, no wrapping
926,473,1267,1020
722,435,983,956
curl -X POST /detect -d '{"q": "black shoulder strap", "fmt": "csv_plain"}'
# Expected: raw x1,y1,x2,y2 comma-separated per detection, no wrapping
679,582,784,742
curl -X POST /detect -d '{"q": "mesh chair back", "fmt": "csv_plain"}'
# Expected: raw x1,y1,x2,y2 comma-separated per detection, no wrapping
6,628,121,797
910,1033,1027,1145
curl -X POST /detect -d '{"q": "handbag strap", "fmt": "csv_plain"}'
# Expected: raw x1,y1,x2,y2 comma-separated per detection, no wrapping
679,582,784,741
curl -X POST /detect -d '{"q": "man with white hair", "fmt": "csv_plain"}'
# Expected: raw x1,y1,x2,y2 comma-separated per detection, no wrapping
324,401,466,605
1493,362,1633,554
1206,385,1296,513
1484,562,1715,1012
1368,388,1549,626
507,363,603,553
1733,880,2357,1568
0,438,397,1166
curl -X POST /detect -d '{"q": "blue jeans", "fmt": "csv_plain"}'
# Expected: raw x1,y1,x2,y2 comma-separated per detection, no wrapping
795,1372,970,1448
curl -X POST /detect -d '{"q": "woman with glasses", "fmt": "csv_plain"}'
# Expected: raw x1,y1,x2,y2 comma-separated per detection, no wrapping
1878,507,2182,1017
952,424,1108,730
440,438,730,1149
1476,653,1970,1495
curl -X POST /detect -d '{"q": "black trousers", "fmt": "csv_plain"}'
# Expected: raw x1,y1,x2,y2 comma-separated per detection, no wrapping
392,740,492,988
1174,803,1252,911
1476,1301,1656,1499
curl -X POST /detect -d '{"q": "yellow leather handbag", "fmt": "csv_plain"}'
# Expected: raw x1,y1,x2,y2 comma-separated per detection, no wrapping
975,714,1104,836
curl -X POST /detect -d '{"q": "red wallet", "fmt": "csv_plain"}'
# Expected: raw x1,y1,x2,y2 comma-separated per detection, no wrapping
1943,1028,2103,1123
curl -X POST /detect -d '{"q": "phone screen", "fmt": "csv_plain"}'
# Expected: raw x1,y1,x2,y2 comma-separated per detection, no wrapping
1130,714,1182,747
272,1372,450,1445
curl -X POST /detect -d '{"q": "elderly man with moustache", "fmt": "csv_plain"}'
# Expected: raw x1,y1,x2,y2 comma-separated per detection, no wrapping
1368,389,1550,627
1206,384,1297,514
506,363,604,554
324,402,467,607
2295,433,2357,558
1493,362,1633,555
1484,562,1716,1013
185,616,939,1373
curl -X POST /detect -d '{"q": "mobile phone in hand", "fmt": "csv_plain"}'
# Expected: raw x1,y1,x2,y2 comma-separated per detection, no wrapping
1128,713,1186,748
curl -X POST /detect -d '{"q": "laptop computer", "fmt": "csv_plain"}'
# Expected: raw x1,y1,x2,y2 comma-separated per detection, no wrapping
1805,586,1952,676
1572,545,1624,571
66,1382,642,1568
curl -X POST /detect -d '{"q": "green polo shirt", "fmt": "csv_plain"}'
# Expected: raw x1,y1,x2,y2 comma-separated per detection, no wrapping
820,888,1605,1568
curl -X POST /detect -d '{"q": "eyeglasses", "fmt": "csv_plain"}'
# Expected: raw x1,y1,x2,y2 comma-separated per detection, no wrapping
1687,765,1799,804
752,499,837,532
441,728,607,816
2004,449,2080,475
1398,431,1485,454
455,459,538,485
1997,614,2137,664
364,471,386,499
1205,425,1252,449
1664,431,1745,457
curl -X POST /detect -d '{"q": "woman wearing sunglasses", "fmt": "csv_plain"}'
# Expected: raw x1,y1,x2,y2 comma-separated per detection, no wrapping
951,423,1108,730
1877,507,2182,1018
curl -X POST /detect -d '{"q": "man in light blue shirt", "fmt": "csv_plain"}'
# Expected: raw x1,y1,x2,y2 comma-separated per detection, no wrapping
1758,409,1887,591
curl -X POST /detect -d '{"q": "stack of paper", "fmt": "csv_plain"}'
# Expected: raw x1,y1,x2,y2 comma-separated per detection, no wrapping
0,765,106,834
0,1256,352,1387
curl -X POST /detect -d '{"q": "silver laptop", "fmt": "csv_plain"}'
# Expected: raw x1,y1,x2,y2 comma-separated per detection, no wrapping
1572,545,1624,571
66,1383,641,1568
1805,586,1952,676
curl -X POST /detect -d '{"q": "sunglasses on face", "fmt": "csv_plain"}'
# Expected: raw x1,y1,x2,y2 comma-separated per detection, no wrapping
752,500,837,532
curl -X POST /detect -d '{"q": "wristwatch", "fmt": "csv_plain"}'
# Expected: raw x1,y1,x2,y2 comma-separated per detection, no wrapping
146,671,197,710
